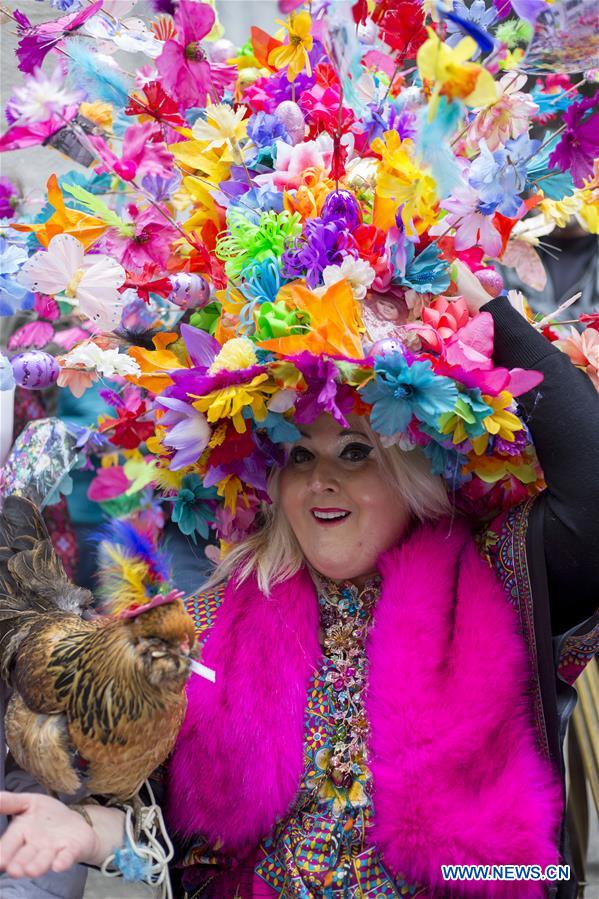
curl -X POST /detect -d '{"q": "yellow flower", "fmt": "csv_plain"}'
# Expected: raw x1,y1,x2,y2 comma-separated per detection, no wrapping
268,11,313,83
209,337,258,374
464,454,539,485
169,131,234,181
371,131,438,235
471,391,523,455
191,373,278,433
417,28,496,119
191,104,248,158
539,194,582,229
181,175,222,232
79,101,112,127
215,474,248,514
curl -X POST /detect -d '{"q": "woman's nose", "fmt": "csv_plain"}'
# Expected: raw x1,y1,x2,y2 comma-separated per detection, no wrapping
307,458,339,493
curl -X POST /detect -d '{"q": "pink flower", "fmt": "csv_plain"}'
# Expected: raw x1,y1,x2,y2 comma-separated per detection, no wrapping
93,122,174,181
418,296,471,352
100,205,178,273
155,0,233,109
468,74,538,152
555,328,599,390
254,135,333,190
432,184,503,258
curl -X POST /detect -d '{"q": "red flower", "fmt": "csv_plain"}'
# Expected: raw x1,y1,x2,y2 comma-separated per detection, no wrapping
208,424,255,468
101,395,155,450
125,82,185,127
371,0,427,61
350,224,387,267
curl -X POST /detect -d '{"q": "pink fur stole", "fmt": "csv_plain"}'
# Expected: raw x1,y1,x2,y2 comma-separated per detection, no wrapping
167,520,563,896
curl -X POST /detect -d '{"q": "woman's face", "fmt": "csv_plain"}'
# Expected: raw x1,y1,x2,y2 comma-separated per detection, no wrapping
278,414,411,583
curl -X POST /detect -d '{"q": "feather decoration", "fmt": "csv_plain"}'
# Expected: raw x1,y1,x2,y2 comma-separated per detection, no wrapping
96,521,172,616
66,40,132,108
437,5,495,54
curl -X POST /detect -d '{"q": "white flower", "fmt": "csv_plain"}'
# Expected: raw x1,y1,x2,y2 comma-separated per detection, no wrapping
322,257,376,301
7,67,82,125
64,343,141,379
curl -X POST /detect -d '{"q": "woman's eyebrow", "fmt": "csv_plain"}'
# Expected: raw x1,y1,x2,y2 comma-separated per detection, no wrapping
338,429,369,438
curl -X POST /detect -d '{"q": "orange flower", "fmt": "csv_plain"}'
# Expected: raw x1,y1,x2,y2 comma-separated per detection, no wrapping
258,279,365,358
126,332,185,394
12,175,107,250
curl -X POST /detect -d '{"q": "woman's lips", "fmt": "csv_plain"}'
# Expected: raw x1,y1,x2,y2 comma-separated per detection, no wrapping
311,508,351,525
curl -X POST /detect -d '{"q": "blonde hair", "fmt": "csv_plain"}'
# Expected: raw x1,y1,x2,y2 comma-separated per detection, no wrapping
204,420,451,595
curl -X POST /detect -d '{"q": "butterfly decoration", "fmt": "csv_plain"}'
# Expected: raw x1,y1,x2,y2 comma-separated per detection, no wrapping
15,1,104,74
7,321,55,351
17,234,126,331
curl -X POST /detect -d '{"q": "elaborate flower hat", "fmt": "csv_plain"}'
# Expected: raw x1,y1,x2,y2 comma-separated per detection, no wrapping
1,0,598,546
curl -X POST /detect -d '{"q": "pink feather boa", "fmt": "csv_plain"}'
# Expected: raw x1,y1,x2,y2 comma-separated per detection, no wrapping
167,520,563,896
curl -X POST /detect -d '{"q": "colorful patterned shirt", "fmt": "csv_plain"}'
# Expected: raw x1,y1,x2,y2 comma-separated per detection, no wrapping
181,577,426,898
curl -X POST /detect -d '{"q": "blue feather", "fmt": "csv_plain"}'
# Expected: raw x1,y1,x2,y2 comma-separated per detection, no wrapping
95,521,171,585
66,40,131,107
443,10,495,54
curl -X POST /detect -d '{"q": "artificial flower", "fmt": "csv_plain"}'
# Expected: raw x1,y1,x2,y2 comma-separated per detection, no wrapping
155,0,233,108
548,96,599,188
5,66,82,125
127,332,185,394
14,1,103,74
417,28,496,118
471,391,524,454
322,257,376,301
371,0,428,60
156,396,212,469
99,205,179,272
372,131,439,236
437,390,493,444
0,178,18,220
191,372,279,433
259,279,364,358
361,354,458,435
555,328,599,390
191,104,248,157
444,0,496,59
59,341,142,379
100,392,156,450
168,474,216,541
469,135,539,217
432,184,503,257
268,11,313,83
11,174,108,250
216,209,302,280
468,73,539,151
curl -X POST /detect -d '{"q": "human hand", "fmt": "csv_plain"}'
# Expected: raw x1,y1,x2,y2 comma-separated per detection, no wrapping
453,260,496,315
0,791,98,879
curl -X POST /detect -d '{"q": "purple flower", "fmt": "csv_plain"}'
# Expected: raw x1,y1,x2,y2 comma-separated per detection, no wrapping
320,190,362,231
140,171,182,202
494,428,528,456
288,352,354,427
169,364,267,398
282,219,356,287
548,96,599,188
157,396,211,470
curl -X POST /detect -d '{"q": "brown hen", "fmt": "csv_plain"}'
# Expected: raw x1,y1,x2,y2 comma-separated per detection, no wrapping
0,495,197,801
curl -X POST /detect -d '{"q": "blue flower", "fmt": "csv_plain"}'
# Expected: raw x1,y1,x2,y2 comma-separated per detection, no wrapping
361,355,458,436
247,112,291,148
169,475,217,543
258,411,301,444
0,237,28,275
0,276,35,316
469,136,540,217
397,242,451,294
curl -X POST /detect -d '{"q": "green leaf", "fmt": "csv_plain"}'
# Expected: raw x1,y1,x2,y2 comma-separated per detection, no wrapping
62,182,132,234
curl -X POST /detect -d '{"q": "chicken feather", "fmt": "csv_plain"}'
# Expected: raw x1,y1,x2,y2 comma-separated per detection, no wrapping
0,495,197,800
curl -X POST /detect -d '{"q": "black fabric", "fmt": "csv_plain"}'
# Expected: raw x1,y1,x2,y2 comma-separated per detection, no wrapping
486,296,599,635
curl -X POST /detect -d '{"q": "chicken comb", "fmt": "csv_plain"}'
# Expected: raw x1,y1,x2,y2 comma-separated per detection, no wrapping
96,521,174,617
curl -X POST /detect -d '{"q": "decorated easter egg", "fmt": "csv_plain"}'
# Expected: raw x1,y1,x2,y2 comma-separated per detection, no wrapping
208,38,236,64
476,269,504,298
169,273,211,309
370,338,406,358
11,351,59,389
274,101,306,145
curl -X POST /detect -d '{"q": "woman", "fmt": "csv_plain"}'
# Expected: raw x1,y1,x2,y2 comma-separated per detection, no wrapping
0,285,598,898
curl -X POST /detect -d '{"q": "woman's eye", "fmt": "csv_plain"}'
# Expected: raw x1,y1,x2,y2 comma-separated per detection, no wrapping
289,446,314,465
341,443,373,462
